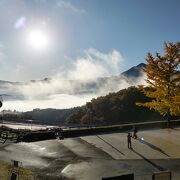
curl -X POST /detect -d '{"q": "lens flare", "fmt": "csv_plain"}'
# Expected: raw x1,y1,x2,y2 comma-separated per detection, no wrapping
14,16,27,29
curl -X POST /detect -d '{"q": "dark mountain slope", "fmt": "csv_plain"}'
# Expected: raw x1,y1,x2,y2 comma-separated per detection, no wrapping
121,63,146,78
65,86,165,126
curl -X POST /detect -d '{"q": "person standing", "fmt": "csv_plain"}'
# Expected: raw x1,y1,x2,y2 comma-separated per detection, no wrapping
127,132,132,149
133,127,138,139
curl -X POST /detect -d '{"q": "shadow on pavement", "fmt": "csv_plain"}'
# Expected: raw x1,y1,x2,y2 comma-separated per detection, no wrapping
131,149,166,171
96,135,124,155
170,127,180,132
137,137,170,157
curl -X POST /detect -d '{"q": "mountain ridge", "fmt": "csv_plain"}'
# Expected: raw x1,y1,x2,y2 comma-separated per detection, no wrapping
121,63,146,78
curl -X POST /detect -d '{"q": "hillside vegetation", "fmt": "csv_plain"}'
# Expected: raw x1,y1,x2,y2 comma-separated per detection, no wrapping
23,108,78,125
65,86,170,126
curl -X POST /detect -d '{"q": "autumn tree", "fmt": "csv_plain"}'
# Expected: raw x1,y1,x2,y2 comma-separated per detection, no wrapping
137,42,180,121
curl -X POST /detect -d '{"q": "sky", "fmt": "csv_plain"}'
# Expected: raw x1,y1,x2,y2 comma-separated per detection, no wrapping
0,0,179,111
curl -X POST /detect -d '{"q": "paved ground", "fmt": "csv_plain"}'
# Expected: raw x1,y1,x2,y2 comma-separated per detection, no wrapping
0,127,179,179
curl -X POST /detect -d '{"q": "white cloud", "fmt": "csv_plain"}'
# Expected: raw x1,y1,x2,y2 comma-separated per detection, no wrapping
85,48,123,74
57,0,86,14
68,58,108,81
57,48,124,81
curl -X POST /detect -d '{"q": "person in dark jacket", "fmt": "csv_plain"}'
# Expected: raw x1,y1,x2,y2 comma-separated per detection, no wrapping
127,132,132,149
133,127,138,139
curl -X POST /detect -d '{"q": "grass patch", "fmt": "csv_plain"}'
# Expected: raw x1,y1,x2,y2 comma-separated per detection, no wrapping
0,160,33,180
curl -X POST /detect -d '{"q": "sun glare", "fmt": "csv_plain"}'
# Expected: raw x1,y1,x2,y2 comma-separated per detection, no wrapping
27,29,49,50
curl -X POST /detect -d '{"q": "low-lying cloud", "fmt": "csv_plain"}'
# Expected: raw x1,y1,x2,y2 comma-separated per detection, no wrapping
0,48,146,111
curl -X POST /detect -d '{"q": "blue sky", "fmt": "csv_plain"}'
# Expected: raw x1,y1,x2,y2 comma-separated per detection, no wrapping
0,0,180,81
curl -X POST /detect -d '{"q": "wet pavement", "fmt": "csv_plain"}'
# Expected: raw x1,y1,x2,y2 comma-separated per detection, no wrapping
0,127,179,179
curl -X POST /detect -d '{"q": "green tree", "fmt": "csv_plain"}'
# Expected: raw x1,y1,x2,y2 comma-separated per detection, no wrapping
137,42,180,120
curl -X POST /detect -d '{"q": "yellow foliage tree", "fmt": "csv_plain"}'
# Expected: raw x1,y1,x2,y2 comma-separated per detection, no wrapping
137,42,180,119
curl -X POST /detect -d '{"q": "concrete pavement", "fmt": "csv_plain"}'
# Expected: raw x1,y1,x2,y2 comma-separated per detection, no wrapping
0,127,179,179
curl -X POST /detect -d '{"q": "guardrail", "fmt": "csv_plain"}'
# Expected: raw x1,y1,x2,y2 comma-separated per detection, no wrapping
1,119,179,143
63,119,180,138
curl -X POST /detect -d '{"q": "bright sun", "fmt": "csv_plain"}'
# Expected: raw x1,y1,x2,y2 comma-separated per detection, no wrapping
27,29,49,50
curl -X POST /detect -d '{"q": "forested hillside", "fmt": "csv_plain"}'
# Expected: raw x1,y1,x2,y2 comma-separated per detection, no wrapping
23,108,78,125
65,86,166,126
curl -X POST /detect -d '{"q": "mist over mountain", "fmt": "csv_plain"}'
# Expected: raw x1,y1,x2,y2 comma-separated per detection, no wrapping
0,63,147,111
1,62,169,126
0,63,146,94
